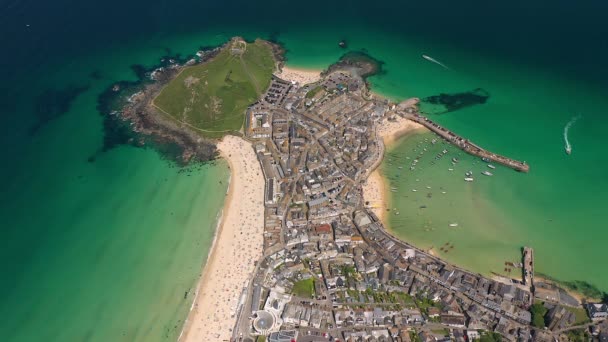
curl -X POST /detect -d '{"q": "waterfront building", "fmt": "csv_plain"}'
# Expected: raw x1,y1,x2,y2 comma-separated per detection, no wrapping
587,303,608,321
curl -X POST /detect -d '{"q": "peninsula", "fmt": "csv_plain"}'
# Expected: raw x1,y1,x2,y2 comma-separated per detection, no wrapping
111,37,607,342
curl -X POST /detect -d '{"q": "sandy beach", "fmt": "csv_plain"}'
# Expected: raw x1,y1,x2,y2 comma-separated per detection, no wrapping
275,66,322,85
362,114,426,226
376,113,426,148
179,135,265,341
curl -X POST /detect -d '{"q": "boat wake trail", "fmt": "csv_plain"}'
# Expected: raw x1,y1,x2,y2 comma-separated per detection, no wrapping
422,54,450,70
564,114,581,155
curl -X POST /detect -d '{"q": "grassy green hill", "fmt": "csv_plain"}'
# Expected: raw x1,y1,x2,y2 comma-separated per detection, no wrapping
153,38,275,135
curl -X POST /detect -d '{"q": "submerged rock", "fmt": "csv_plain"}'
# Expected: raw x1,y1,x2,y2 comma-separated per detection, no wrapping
323,50,384,80
30,84,90,135
422,88,490,114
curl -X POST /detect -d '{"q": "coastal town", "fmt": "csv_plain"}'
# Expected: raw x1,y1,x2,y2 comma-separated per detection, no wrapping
8,0,608,338
221,65,606,341
114,38,608,342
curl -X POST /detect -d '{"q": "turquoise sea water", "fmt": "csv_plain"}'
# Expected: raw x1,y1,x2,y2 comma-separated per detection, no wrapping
0,31,232,341
2,0,608,340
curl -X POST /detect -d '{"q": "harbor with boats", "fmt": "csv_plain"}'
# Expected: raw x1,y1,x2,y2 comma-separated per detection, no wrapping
377,126,534,283
404,112,530,172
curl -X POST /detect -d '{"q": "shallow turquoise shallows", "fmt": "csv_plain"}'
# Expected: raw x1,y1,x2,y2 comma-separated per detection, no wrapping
1,0,608,340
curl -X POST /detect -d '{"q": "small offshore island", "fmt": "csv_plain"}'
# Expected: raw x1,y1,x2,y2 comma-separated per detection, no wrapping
107,37,607,342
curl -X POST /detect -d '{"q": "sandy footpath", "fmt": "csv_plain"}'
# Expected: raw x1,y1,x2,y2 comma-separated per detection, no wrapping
363,115,426,225
275,66,322,85
179,135,265,342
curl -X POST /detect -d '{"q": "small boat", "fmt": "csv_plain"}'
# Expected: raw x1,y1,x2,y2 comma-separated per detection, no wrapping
441,191,447,194
391,189,398,193
395,212,400,215
452,157,459,163
465,171,473,177
391,187,398,190
482,157,490,162
487,164,496,169
564,115,580,155
482,171,493,176
422,54,450,70
398,166,403,169
464,177,474,182
412,189,418,192
449,223,459,227
448,168,454,171
426,186,431,189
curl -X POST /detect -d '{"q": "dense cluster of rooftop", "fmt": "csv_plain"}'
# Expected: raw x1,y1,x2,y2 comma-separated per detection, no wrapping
228,66,607,342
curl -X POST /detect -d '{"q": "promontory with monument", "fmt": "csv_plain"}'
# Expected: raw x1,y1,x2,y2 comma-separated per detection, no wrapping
106,37,608,342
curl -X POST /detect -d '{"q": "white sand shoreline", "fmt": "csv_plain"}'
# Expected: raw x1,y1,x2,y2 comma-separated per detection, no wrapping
275,65,322,85
179,135,265,341
179,197,226,341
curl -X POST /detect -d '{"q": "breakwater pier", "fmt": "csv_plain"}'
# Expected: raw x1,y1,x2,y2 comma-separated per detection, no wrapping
405,113,530,172
523,246,534,287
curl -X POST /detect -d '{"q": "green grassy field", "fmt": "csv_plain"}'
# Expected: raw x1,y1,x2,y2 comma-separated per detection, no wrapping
292,278,315,298
305,85,324,99
153,39,275,135
565,306,590,325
